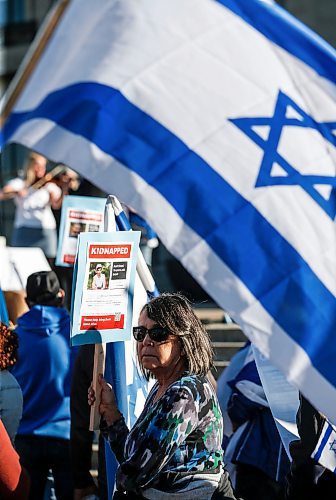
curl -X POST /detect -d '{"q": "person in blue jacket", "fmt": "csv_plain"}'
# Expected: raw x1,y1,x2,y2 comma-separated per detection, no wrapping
226,345,289,500
12,270,76,500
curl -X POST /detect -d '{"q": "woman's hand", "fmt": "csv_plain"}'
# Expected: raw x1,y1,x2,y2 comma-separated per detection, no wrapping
17,188,28,198
88,374,122,426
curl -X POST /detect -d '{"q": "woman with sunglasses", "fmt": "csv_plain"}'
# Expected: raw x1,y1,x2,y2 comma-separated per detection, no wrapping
88,293,237,499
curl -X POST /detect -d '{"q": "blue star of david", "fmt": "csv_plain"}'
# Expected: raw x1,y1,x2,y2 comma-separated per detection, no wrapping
229,91,336,219
329,439,336,454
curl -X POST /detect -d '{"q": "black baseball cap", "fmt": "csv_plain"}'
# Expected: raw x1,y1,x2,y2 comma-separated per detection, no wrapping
26,271,61,305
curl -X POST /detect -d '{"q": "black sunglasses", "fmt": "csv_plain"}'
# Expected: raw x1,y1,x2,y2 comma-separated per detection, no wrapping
133,325,170,342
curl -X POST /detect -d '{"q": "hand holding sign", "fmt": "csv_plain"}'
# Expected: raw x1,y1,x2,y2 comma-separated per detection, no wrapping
88,374,122,426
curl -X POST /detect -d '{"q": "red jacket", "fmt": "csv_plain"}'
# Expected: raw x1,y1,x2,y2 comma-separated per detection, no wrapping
0,420,30,499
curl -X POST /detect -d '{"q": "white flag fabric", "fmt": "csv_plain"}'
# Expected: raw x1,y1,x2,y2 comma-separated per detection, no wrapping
2,0,336,423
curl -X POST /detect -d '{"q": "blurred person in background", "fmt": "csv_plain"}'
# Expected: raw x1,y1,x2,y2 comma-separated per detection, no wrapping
0,322,23,443
51,165,80,232
0,419,30,500
285,394,336,500
0,152,62,262
12,271,76,500
71,344,107,500
226,345,289,500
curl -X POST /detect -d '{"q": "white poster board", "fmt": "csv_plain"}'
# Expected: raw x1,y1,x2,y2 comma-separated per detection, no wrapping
0,247,50,291
56,195,106,267
71,231,140,346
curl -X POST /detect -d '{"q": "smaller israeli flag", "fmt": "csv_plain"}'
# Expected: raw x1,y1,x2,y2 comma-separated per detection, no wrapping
312,420,336,474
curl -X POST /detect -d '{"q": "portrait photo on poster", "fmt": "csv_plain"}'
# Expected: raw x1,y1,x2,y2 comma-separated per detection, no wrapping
87,262,110,290
69,221,86,238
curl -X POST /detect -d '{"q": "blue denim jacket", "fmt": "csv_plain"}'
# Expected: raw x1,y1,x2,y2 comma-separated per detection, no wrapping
0,370,23,443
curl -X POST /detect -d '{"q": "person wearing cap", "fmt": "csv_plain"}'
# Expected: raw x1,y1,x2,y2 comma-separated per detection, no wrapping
91,264,107,290
12,271,76,500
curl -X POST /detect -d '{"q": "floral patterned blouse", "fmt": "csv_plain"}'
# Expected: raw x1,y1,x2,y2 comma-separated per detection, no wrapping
101,373,223,494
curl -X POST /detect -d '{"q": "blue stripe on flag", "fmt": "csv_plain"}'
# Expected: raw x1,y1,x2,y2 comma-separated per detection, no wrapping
216,0,336,84
314,423,333,461
4,82,336,383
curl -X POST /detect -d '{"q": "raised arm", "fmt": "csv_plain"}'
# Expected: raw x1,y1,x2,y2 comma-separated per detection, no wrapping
0,179,25,200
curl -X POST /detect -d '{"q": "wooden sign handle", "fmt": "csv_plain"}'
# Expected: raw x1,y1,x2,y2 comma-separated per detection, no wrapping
89,342,106,431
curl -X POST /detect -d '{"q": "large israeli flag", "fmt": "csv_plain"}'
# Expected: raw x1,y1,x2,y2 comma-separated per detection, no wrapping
2,0,336,424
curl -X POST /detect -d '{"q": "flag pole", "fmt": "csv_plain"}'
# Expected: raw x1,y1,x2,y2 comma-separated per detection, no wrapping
1,0,70,127
89,198,117,431
109,196,159,298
